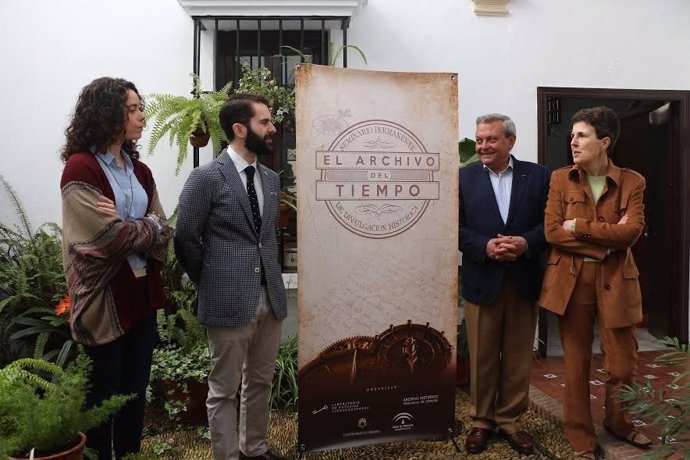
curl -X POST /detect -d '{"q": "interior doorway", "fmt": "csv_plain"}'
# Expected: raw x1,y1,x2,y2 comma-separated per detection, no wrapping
537,87,690,356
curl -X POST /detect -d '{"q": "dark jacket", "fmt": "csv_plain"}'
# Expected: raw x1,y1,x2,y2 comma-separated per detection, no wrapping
459,157,550,305
174,150,287,327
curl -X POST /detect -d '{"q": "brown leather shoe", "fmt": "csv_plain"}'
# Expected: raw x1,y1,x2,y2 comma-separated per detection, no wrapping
500,430,534,455
239,451,286,460
465,427,492,454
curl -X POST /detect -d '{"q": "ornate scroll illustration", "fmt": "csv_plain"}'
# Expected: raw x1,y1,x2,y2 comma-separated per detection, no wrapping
300,321,453,389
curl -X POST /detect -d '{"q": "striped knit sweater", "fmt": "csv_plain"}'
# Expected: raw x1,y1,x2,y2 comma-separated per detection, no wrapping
60,152,169,345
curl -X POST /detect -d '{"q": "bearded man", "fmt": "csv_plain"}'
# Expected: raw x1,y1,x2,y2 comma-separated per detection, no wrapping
175,94,287,460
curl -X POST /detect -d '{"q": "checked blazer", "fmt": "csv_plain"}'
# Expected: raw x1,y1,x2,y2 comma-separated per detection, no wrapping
459,156,550,305
174,150,287,327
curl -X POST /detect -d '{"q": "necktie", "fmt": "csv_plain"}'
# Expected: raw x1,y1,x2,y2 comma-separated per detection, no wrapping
245,166,262,234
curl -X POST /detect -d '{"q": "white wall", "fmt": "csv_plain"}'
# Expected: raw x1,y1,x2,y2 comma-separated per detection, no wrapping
1,0,689,224
346,0,690,156
0,0,201,228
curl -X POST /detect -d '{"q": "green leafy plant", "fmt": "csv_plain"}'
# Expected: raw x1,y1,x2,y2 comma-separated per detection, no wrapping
147,239,210,423
145,74,233,173
149,304,210,423
235,64,295,126
149,305,210,414
0,350,133,458
618,336,690,458
459,137,479,168
0,175,67,367
9,298,74,367
271,335,298,412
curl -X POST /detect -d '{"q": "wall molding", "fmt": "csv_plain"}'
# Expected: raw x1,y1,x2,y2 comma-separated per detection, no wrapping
177,0,368,17
472,0,510,16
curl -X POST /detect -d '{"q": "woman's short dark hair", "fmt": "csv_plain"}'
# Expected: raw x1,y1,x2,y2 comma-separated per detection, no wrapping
219,93,271,141
571,106,620,151
61,77,141,162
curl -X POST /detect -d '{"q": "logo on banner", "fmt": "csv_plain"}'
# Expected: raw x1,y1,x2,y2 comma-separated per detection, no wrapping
392,412,415,431
314,120,440,238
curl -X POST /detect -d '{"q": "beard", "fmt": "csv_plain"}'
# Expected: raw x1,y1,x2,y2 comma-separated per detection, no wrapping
245,125,274,156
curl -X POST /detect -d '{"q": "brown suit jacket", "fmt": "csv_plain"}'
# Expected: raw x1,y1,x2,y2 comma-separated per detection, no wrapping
539,160,646,328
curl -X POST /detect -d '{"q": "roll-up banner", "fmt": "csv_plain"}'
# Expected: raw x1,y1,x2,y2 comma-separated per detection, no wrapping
295,64,458,452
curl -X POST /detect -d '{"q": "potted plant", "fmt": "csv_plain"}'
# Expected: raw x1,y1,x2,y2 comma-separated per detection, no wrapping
150,243,210,424
149,307,211,424
145,74,233,174
235,64,295,127
0,351,132,460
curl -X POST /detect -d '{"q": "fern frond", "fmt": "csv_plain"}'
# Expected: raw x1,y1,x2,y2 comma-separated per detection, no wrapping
1,358,64,391
0,175,32,238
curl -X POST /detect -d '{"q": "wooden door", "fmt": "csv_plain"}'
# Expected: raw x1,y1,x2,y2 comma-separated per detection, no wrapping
537,88,690,355
615,108,673,335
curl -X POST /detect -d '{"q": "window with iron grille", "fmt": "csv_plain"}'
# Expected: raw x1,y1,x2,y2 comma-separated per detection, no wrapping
210,18,340,179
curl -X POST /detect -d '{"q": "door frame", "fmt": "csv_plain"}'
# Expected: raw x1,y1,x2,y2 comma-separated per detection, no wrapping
537,87,690,356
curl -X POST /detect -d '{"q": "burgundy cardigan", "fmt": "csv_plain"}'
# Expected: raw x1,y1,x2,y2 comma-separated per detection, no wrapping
61,152,167,344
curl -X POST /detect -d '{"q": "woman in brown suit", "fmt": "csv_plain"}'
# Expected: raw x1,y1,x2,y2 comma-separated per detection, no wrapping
539,106,651,459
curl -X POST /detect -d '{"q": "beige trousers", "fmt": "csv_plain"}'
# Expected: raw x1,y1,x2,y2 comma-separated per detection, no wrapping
465,280,537,433
559,262,638,452
206,287,283,460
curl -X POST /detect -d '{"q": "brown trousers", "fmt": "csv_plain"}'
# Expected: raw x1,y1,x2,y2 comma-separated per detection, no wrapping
559,262,638,452
465,280,537,433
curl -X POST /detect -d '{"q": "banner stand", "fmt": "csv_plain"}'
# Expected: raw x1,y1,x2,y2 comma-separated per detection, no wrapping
295,64,459,454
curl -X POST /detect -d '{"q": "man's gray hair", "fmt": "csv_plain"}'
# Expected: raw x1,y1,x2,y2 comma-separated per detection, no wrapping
476,113,516,137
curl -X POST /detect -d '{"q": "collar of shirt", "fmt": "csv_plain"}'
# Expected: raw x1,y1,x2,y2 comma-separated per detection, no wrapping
482,155,514,177
226,147,264,215
93,147,135,171
227,147,258,179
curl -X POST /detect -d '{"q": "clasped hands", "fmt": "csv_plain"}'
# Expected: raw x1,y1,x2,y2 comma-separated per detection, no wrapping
485,234,528,262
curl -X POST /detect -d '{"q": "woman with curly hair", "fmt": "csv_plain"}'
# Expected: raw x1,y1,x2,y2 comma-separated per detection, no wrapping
60,77,170,460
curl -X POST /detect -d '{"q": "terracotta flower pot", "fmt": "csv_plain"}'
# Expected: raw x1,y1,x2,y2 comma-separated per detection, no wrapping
278,202,292,229
10,432,86,460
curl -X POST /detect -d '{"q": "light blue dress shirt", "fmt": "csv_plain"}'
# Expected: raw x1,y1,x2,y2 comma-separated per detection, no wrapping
484,156,514,224
95,150,148,271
